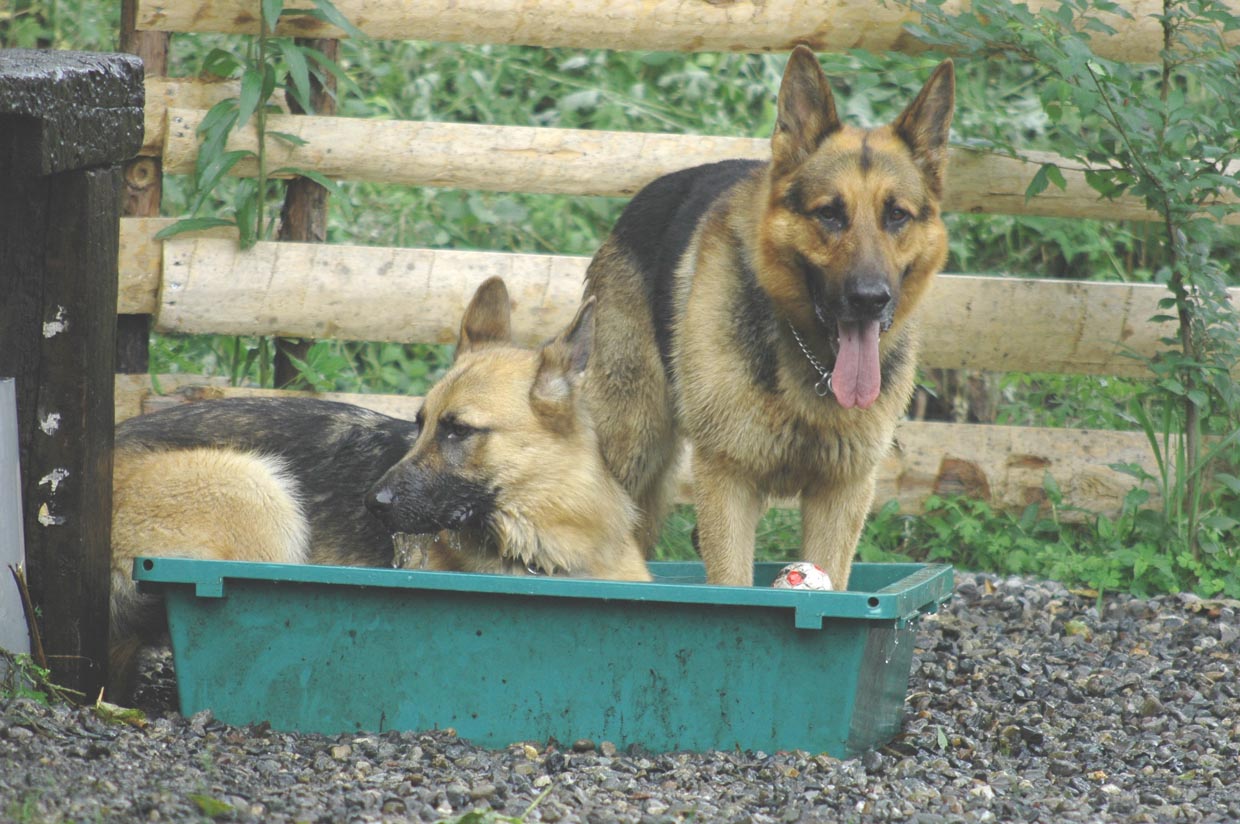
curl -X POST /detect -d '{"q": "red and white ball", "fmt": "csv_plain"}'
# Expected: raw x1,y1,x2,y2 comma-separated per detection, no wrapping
772,562,833,591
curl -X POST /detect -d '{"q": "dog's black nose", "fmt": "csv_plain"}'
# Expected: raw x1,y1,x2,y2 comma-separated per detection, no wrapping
365,485,395,514
846,280,891,317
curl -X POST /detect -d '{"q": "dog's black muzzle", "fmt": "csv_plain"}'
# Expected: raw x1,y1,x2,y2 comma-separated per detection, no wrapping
843,278,892,322
365,467,497,534
801,255,897,333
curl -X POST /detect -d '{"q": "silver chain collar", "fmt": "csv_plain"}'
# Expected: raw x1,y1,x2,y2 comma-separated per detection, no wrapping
787,321,833,397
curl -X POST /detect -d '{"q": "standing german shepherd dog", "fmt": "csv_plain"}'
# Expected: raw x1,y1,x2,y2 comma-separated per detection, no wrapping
110,277,648,700
583,47,955,588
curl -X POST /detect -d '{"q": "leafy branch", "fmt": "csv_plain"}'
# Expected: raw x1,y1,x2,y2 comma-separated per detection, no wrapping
155,0,364,249
899,0,1240,585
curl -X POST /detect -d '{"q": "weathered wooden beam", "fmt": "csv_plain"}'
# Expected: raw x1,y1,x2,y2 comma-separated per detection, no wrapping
140,77,242,156
156,238,587,345
119,6,169,377
142,236,1237,378
0,50,143,696
117,217,235,314
114,373,233,425
113,376,1159,518
161,108,1238,224
274,36,339,390
133,0,1239,63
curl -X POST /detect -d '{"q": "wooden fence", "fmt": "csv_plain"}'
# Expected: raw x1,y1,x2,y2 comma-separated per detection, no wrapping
118,0,1240,518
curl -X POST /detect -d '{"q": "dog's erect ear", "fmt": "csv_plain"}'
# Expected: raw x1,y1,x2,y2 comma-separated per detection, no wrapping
457,276,512,359
771,45,841,177
891,59,955,197
530,297,595,430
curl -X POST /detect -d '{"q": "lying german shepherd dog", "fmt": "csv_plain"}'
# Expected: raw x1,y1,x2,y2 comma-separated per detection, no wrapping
583,47,955,588
110,277,648,700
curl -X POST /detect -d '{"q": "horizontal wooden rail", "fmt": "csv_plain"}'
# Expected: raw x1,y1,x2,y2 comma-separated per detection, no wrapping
142,77,247,155
113,376,1160,518
113,228,1240,378
118,217,232,313
134,0,1240,63
161,106,1240,225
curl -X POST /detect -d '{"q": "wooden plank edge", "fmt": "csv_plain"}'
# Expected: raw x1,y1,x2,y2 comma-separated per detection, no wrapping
159,108,1240,224
142,235,1239,378
116,377,1160,518
132,0,1240,64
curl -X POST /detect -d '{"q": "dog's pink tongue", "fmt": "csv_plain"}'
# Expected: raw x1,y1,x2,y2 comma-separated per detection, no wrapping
832,320,882,409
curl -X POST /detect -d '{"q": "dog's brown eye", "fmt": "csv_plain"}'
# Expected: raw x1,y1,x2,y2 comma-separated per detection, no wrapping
441,419,478,442
885,204,911,229
814,199,847,231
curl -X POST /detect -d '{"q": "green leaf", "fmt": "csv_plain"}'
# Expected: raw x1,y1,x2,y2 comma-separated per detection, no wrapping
190,149,252,214
154,217,236,240
1018,503,1044,534
196,98,239,144
1214,473,1240,494
93,697,147,728
261,61,279,102
1044,163,1066,191
237,67,264,128
261,0,284,34
282,1,367,39
300,45,362,97
311,0,368,38
189,793,234,819
268,131,309,147
283,42,314,113
1026,163,1067,200
234,178,260,250
1158,378,1187,396
201,48,242,78
1200,514,1239,532
1122,487,1150,510
271,166,343,194
1042,471,1062,504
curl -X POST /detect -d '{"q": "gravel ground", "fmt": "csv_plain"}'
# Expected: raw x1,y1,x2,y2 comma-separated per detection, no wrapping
3,572,1239,823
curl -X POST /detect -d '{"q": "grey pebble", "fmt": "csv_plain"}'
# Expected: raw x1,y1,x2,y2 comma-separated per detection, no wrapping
4,572,1239,822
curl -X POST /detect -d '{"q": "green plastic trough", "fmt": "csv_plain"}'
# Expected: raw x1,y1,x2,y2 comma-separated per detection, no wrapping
133,558,953,758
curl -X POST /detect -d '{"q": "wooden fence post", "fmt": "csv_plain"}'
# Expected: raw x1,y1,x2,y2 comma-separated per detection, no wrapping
0,49,144,697
274,36,340,389
118,0,170,375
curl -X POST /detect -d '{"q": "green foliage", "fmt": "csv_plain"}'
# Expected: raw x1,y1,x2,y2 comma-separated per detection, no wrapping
157,0,362,249
994,372,1147,429
150,332,452,395
896,484,1240,598
188,793,234,819
0,651,81,705
901,0,1240,589
0,0,118,50
93,695,148,728
655,506,802,564
3,792,42,824
1,653,53,704
661,482,1240,598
